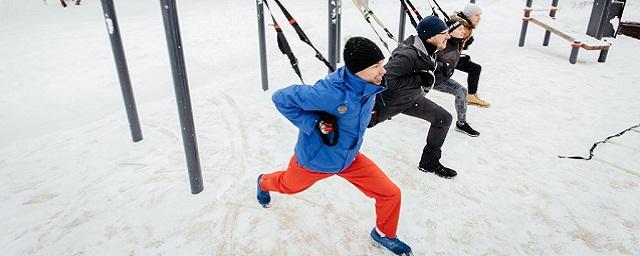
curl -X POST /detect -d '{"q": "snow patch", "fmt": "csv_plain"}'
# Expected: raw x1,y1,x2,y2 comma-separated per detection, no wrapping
104,15,114,35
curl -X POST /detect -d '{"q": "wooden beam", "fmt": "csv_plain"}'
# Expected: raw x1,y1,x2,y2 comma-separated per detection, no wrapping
529,16,611,50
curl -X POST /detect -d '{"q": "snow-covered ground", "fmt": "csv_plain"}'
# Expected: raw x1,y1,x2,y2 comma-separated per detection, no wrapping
1,0,639,255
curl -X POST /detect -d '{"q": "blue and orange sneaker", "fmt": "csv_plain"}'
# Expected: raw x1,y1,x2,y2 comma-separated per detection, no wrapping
257,174,271,208
370,228,413,255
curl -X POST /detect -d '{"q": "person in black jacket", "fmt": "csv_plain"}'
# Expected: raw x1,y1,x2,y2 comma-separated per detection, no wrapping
368,16,457,179
432,17,480,137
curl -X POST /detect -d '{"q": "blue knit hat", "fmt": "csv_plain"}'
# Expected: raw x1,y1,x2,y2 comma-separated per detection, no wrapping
416,16,448,42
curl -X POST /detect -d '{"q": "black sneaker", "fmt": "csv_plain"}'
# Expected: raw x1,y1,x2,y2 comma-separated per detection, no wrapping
455,122,480,137
419,162,457,179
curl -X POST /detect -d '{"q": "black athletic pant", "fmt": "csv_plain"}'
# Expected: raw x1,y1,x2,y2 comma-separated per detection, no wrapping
455,57,482,94
370,96,452,166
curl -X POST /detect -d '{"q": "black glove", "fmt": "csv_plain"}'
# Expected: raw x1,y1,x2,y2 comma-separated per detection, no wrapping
318,120,334,135
414,69,434,91
463,36,474,50
316,112,339,146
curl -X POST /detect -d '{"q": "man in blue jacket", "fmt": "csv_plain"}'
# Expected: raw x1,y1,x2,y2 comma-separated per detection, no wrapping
257,37,413,255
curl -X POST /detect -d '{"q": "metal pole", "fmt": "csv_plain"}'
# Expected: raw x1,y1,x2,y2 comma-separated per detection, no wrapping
159,0,204,195
398,2,406,42
470,0,476,3
543,0,560,46
518,0,533,47
328,0,338,72
598,49,609,62
256,0,268,91
100,0,143,143
598,0,613,39
613,0,627,38
569,41,581,64
586,0,613,39
336,0,342,64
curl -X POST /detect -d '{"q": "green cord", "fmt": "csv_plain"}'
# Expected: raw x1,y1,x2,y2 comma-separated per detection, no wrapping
607,140,640,153
593,156,640,177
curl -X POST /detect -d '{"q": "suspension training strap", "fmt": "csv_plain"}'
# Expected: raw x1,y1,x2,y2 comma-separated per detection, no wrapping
272,0,335,72
400,0,419,28
404,0,423,21
423,0,438,18
352,0,397,53
430,0,450,21
558,123,640,160
263,0,304,84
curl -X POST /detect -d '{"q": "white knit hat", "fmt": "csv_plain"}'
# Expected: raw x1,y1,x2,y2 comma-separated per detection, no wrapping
462,3,483,16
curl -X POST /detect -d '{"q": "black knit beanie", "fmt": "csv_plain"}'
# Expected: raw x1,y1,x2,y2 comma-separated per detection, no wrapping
417,16,448,42
343,36,385,74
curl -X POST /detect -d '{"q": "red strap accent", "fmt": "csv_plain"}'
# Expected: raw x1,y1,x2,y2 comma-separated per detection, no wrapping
289,18,296,25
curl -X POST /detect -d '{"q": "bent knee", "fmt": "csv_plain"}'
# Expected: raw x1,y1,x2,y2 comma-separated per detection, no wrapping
436,108,453,127
382,183,402,199
458,86,468,96
474,64,482,74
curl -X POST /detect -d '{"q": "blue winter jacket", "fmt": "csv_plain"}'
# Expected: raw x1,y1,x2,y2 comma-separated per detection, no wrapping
272,66,385,173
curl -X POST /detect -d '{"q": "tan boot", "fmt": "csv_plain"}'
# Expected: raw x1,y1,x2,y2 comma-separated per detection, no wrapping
467,93,491,108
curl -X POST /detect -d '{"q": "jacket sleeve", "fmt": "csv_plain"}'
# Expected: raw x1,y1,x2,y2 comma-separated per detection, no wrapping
384,51,423,91
434,59,452,84
272,84,325,136
462,36,474,50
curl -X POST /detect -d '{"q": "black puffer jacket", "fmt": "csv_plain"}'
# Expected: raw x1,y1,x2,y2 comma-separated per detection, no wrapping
368,35,449,127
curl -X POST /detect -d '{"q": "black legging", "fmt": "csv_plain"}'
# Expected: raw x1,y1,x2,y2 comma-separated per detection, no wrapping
455,58,482,94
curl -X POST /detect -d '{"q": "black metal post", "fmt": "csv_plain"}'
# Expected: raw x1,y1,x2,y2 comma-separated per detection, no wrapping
570,41,581,64
336,0,342,63
543,0,560,46
518,0,533,47
587,0,613,39
598,49,609,62
257,0,268,91
328,0,338,72
398,2,406,42
100,0,143,143
612,0,627,38
159,0,204,194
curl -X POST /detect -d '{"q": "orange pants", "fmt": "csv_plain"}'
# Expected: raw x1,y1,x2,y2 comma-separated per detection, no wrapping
260,152,401,238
